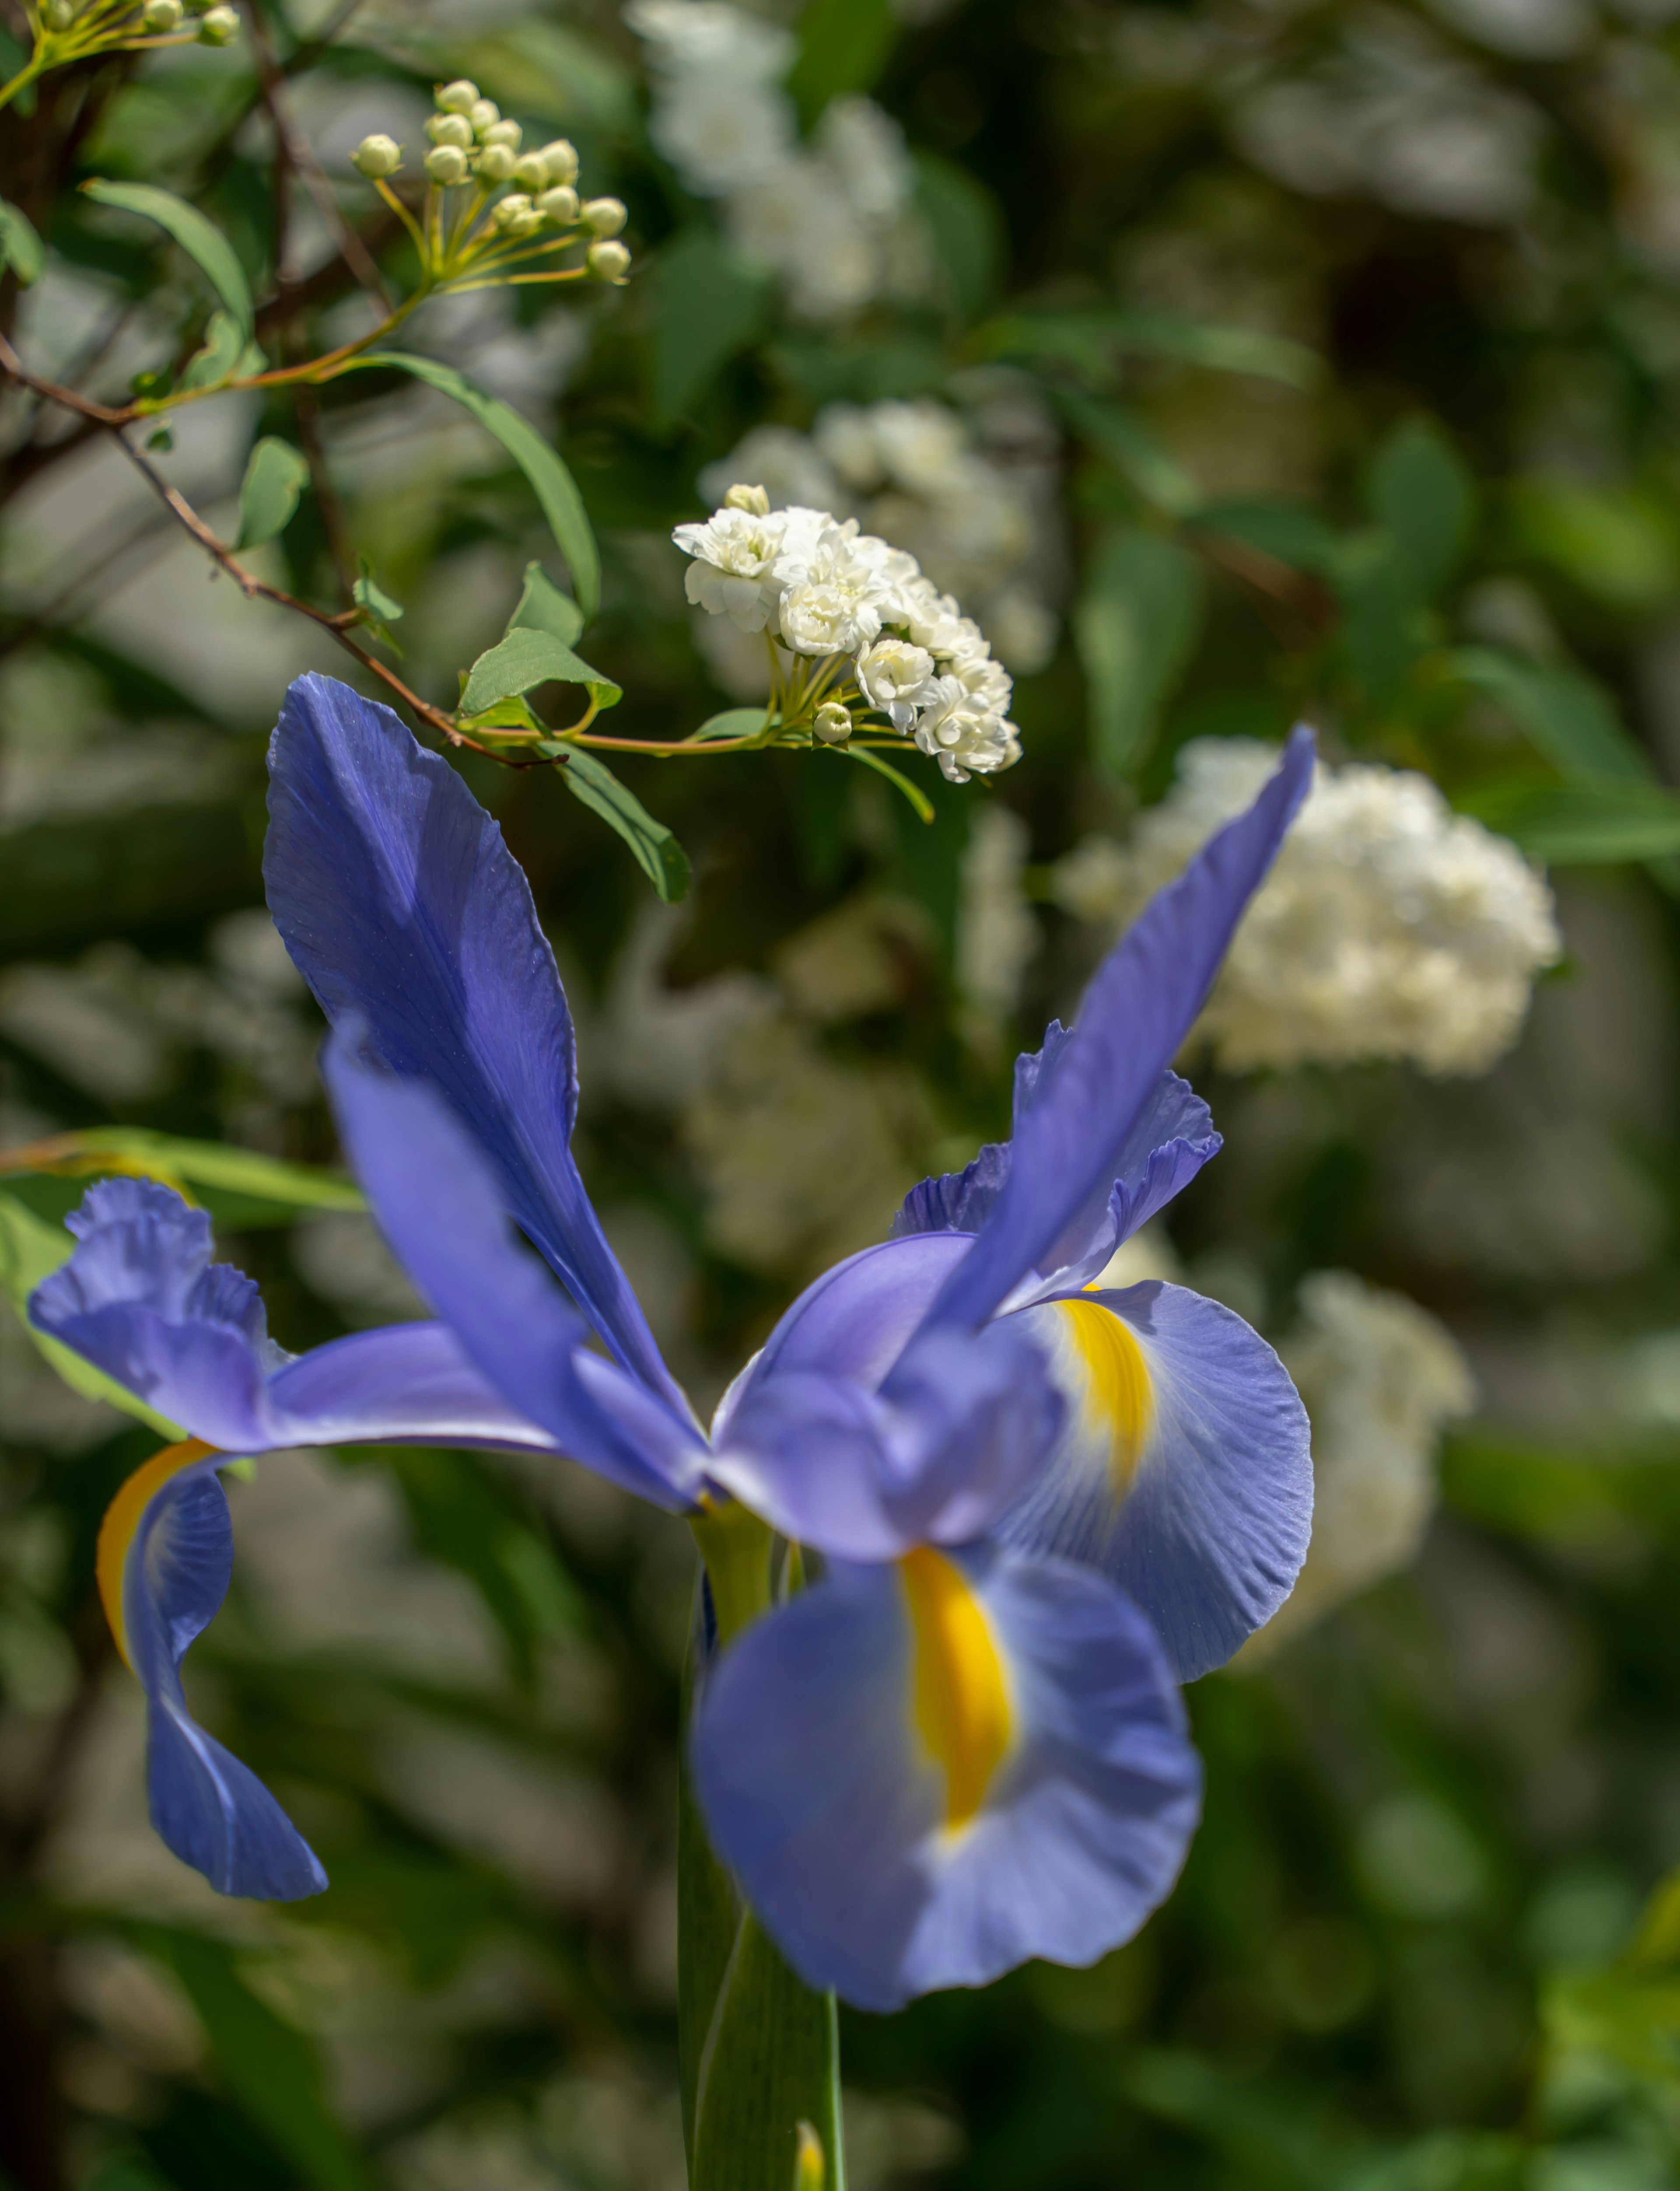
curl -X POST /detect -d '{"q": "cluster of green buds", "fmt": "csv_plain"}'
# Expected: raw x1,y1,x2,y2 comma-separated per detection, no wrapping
25,0,236,61
350,79,631,293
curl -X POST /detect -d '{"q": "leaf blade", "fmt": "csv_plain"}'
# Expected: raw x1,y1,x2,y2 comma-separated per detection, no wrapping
0,196,44,285
554,746,690,901
1074,525,1206,775
81,180,254,344
235,436,311,549
462,628,622,716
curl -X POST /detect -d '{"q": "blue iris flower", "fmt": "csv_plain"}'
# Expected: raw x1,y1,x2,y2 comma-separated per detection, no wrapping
30,674,1314,2011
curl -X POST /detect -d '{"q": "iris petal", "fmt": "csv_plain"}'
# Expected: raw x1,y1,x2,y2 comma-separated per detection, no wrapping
264,673,682,1409
1001,1282,1312,1681
693,1545,1201,2011
103,1443,327,1900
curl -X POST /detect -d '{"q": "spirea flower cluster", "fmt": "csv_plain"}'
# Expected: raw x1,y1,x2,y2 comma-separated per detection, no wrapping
701,396,1061,674
1246,1271,1476,1654
1055,739,1562,1075
35,0,235,48
626,0,921,322
672,487,1022,782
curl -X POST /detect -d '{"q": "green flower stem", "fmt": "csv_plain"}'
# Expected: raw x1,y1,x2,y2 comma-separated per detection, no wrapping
0,54,43,109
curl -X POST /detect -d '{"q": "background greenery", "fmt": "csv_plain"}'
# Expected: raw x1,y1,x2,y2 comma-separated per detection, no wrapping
7,0,1680,2185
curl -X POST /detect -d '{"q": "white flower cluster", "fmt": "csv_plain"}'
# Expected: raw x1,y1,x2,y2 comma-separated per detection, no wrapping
672,489,1022,782
700,396,1060,673
1055,739,1562,1076
625,1,921,321
1246,1272,1476,1655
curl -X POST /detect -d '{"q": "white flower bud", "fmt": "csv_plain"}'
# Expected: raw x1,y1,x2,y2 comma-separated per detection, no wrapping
513,153,549,190
535,185,579,223
538,139,579,186
426,111,472,148
351,133,402,178
468,98,500,136
476,144,516,182
198,4,238,40
435,79,479,114
581,196,627,237
491,193,533,226
424,144,469,186
587,238,631,282
724,483,770,516
482,119,522,150
44,0,76,28
143,0,185,29
814,702,853,745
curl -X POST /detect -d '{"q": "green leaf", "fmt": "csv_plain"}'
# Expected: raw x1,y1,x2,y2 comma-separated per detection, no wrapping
1505,475,1680,613
1075,526,1207,775
335,353,600,618
179,307,247,392
680,1597,744,2170
1334,533,1424,708
1448,648,1650,782
1,1125,364,1222
787,0,896,126
136,1927,376,2191
554,747,690,901
81,180,254,344
508,560,584,647
1367,419,1477,600
691,1910,844,2191
831,740,934,822
0,196,44,286
461,628,622,717
0,1188,183,1435
1055,388,1202,518
652,230,769,424
694,708,771,742
1543,1965,1680,2088
1455,776,1680,865
913,152,1005,323
352,555,403,651
977,305,1321,392
235,436,311,549
1194,497,1339,574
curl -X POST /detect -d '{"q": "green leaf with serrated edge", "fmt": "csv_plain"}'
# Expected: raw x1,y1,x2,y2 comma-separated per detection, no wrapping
0,1189,183,1435
788,0,896,126
831,740,933,822
1075,526,1206,776
548,745,690,901
179,307,245,391
333,354,599,617
0,197,44,285
1448,648,1651,782
1055,389,1201,518
1456,777,1680,864
131,1927,374,2191
235,436,311,549
508,560,584,647
1368,419,1477,600
2,1125,364,1215
462,628,621,716
81,181,254,344
653,229,769,424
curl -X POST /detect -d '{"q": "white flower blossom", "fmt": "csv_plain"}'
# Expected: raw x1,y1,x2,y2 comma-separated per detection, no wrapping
648,73,796,194
855,636,937,726
773,518,898,655
671,505,787,630
1245,1273,1476,1655
1055,739,1563,1076
913,677,1021,784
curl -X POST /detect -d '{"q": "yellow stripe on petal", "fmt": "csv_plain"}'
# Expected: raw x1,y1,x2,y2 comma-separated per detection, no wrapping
1057,1298,1153,1495
96,1438,217,1670
901,1546,1012,1832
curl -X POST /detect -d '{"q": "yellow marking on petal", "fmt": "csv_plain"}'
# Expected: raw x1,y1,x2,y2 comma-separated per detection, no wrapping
900,1546,1012,1832
97,1438,217,1671
1057,1298,1153,1496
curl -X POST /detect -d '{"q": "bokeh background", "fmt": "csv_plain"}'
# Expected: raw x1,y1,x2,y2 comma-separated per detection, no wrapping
7,0,1680,2185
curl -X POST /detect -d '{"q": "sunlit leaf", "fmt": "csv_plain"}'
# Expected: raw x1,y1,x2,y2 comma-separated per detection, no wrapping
1075,525,1206,775
550,745,690,901
81,179,254,344
235,436,311,550
0,1125,364,1221
179,306,247,391
461,628,621,716
508,560,584,647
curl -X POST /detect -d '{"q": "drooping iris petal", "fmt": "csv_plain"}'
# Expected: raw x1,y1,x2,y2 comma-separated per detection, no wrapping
28,1179,564,1458
693,1543,1201,2011
712,1317,1062,1560
1001,1282,1312,1681
924,728,1313,1334
101,1441,326,1900
264,673,682,1411
325,1032,707,1511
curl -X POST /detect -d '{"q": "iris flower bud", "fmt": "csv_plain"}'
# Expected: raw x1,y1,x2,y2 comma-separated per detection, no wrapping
435,79,479,113
536,185,579,224
426,112,472,148
587,239,631,282
813,702,853,744
538,139,579,186
467,98,500,136
482,119,522,150
424,144,469,186
143,0,184,29
581,196,627,238
352,133,402,178
724,483,771,516
198,4,238,39
476,144,516,182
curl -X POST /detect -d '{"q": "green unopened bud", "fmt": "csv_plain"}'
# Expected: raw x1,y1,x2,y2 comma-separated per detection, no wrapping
581,196,627,237
813,701,852,745
538,139,579,186
476,144,516,182
352,133,402,178
426,111,472,148
482,119,521,150
435,78,478,113
491,192,533,226
198,4,238,39
587,238,631,282
143,0,184,29
535,184,579,224
44,0,76,27
424,144,469,186
512,153,550,190
724,482,771,516
467,98,500,136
